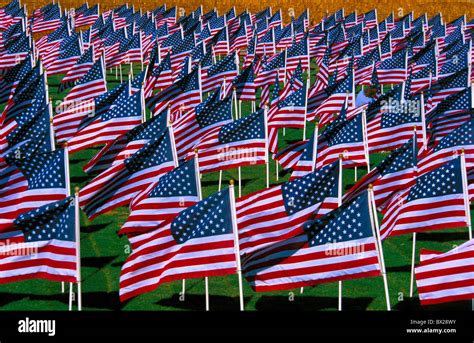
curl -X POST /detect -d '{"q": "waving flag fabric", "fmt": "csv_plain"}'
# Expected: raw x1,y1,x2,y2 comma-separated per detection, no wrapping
415,240,474,306
237,162,340,257
120,158,200,236
119,187,238,301
0,196,78,284
192,109,267,173
380,156,468,238
242,191,381,292
79,128,176,220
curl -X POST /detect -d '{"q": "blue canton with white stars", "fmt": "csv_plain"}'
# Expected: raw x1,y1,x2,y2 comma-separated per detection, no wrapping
14,197,75,242
218,109,265,144
149,158,198,198
282,162,339,215
170,188,232,244
303,192,372,247
407,157,463,202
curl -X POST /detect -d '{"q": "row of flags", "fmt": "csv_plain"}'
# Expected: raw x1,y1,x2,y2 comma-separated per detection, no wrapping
0,1,473,309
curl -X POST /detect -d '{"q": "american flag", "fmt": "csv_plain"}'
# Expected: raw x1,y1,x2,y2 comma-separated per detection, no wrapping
83,111,168,175
172,88,233,159
2,73,47,132
415,240,474,306
289,130,319,180
61,58,107,107
231,61,256,101
45,36,82,76
0,56,31,104
280,61,304,100
147,65,201,117
242,191,381,292
367,89,424,153
345,136,418,207
425,87,472,146
418,119,474,179
148,52,174,91
429,68,470,107
377,49,407,84
0,147,68,232
380,156,468,238
192,109,267,173
0,196,78,284
79,128,176,220
211,26,230,55
30,4,63,33
316,111,369,169
53,79,130,143
307,69,355,127
0,93,51,157
120,157,200,236
202,52,238,94
119,187,238,301
237,162,340,257
268,85,307,130
67,90,143,154
58,47,95,93
254,51,284,87
286,36,309,71
75,4,99,27
0,33,30,69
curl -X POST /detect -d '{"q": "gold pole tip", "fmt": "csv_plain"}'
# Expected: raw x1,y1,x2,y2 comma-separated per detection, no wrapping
368,184,373,189
74,186,80,193
338,153,344,159
229,179,235,186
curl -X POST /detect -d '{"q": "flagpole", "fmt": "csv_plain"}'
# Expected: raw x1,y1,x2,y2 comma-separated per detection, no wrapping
238,167,242,197
63,143,73,301
75,187,82,311
264,105,270,188
48,98,55,151
368,185,391,310
362,110,370,172
460,149,472,240
338,154,343,311
194,148,209,311
229,180,244,311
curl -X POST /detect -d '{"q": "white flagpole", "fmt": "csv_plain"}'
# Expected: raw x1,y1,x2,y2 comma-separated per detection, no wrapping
63,144,73,301
218,170,223,191
460,150,472,240
409,126,419,297
238,167,242,197
337,154,343,311
74,187,82,311
193,149,210,311
368,185,391,310
362,110,370,172
264,106,270,188
409,232,417,298
229,180,244,311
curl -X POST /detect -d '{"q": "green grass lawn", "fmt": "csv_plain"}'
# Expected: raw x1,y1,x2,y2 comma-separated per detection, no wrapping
0,63,472,311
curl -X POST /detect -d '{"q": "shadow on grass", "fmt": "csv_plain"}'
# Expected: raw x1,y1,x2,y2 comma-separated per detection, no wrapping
71,175,93,185
254,295,374,311
155,293,252,311
81,256,118,269
0,291,124,310
416,231,470,242
82,222,112,233
386,264,412,273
